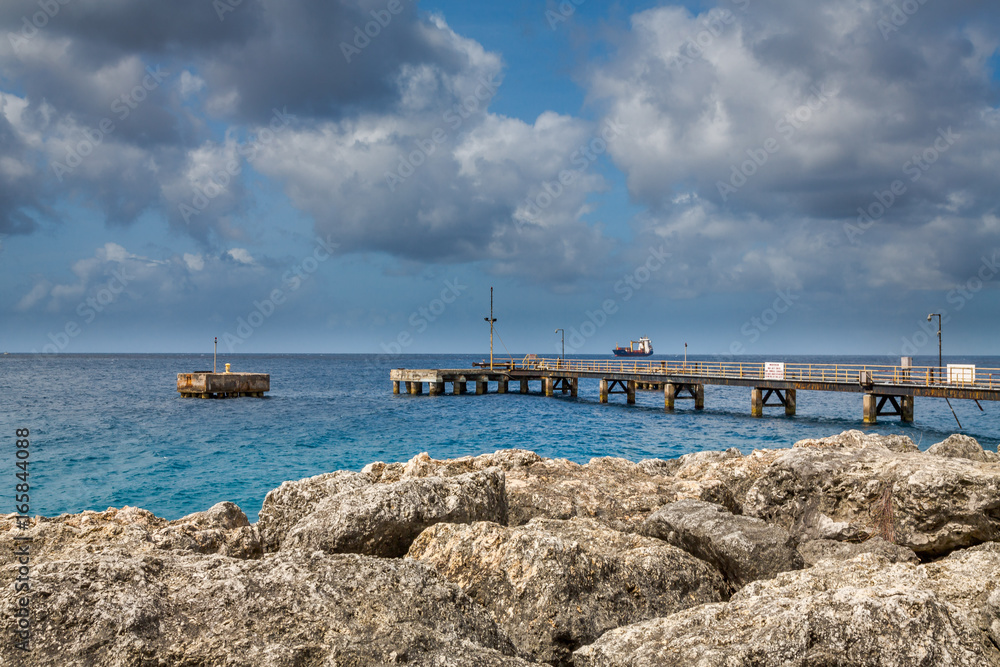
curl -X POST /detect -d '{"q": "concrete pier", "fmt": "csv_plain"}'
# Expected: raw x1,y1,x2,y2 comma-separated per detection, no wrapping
177,372,269,398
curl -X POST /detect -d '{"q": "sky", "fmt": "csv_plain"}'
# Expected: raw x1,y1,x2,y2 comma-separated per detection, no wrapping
1,0,998,357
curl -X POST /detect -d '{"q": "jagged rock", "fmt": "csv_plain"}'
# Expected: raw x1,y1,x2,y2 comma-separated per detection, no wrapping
798,537,919,566
740,432,1000,557
794,430,920,453
0,503,260,565
407,517,727,666
928,434,990,463
0,549,541,666
257,469,376,551
573,551,1000,666
281,469,508,557
640,499,803,590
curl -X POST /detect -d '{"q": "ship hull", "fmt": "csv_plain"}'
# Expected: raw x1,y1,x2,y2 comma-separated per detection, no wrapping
612,349,653,357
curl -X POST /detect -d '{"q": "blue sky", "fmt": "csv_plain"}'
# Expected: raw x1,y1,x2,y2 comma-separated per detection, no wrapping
1,0,998,356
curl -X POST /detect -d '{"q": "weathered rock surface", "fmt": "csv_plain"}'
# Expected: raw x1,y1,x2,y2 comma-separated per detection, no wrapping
798,537,919,566
408,517,728,666
739,431,1000,556
281,468,508,557
1,549,541,666
0,502,261,565
928,434,991,462
574,550,1000,666
640,499,803,590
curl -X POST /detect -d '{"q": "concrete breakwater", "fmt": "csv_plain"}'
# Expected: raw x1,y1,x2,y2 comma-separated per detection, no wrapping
3,431,1000,666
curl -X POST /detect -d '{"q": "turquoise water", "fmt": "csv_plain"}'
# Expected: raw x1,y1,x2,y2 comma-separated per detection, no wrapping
2,353,998,520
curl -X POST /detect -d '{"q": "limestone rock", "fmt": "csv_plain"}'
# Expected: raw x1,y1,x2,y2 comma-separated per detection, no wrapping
573,552,1000,666
798,537,919,566
928,434,990,463
152,501,262,558
793,429,919,453
281,469,508,557
407,517,727,665
0,549,541,666
640,499,803,590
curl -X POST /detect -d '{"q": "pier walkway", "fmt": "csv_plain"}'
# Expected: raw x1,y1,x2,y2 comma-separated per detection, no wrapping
390,358,1000,423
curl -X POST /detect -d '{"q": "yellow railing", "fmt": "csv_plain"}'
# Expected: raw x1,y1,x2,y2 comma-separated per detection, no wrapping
514,358,1000,390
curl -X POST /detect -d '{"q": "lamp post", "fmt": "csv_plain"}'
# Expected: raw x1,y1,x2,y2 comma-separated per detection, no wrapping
927,313,942,382
555,328,564,361
214,337,217,374
684,342,687,366
484,287,497,370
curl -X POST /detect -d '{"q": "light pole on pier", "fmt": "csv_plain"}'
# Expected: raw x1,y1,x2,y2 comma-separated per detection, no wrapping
927,313,942,382
484,287,497,370
555,329,564,361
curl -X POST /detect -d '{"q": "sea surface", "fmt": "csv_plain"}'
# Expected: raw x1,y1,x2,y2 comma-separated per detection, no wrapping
2,353,999,521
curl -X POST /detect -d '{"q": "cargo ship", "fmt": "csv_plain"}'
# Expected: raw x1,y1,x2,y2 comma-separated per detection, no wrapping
612,336,653,357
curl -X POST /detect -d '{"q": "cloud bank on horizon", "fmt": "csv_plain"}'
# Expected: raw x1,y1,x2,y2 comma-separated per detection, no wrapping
1,0,998,352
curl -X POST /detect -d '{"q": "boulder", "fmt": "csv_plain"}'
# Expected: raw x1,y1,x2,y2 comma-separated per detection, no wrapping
281,468,508,557
407,517,727,666
793,430,920,453
0,548,542,666
640,499,803,590
928,434,990,463
740,433,1000,556
0,503,260,565
573,552,1000,666
798,537,919,566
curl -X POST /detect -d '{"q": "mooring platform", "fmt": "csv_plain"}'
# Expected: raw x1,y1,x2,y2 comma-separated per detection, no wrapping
177,372,270,398
390,358,1000,425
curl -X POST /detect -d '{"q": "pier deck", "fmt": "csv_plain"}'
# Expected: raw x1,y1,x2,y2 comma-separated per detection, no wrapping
390,359,1000,423
177,372,270,398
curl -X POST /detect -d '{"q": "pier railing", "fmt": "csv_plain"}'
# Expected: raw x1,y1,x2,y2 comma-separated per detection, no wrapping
514,358,999,390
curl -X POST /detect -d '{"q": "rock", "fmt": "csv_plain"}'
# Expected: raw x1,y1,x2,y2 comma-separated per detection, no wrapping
640,499,803,590
407,517,727,666
0,548,542,666
798,537,919,566
740,432,1000,557
923,542,1000,653
0,503,260,565
573,552,1000,666
928,434,990,463
281,469,508,557
793,429,919,453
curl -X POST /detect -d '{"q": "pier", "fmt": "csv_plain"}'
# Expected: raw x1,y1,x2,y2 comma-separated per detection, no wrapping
177,372,270,398
390,358,1000,424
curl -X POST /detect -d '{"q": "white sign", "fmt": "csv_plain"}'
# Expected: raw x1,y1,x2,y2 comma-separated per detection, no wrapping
947,364,975,384
764,362,785,380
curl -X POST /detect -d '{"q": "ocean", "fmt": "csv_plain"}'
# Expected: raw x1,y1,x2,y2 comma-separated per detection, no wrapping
3,353,998,521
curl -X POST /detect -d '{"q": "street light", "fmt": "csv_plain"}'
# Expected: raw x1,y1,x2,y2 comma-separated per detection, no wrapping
927,313,942,382
555,328,564,361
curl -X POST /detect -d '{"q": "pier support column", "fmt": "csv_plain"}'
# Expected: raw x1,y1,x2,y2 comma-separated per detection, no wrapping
543,377,554,397
751,388,763,417
664,383,676,411
785,389,796,416
393,381,400,394
409,381,422,395
694,384,704,410
476,380,487,395
863,394,877,424
498,380,508,394
599,379,608,403
520,378,529,394
453,379,466,395
901,395,914,422
627,380,636,405
570,378,578,397
430,382,444,396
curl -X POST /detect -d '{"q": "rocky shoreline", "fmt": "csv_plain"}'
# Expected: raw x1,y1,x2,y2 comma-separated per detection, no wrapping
3,430,1000,666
